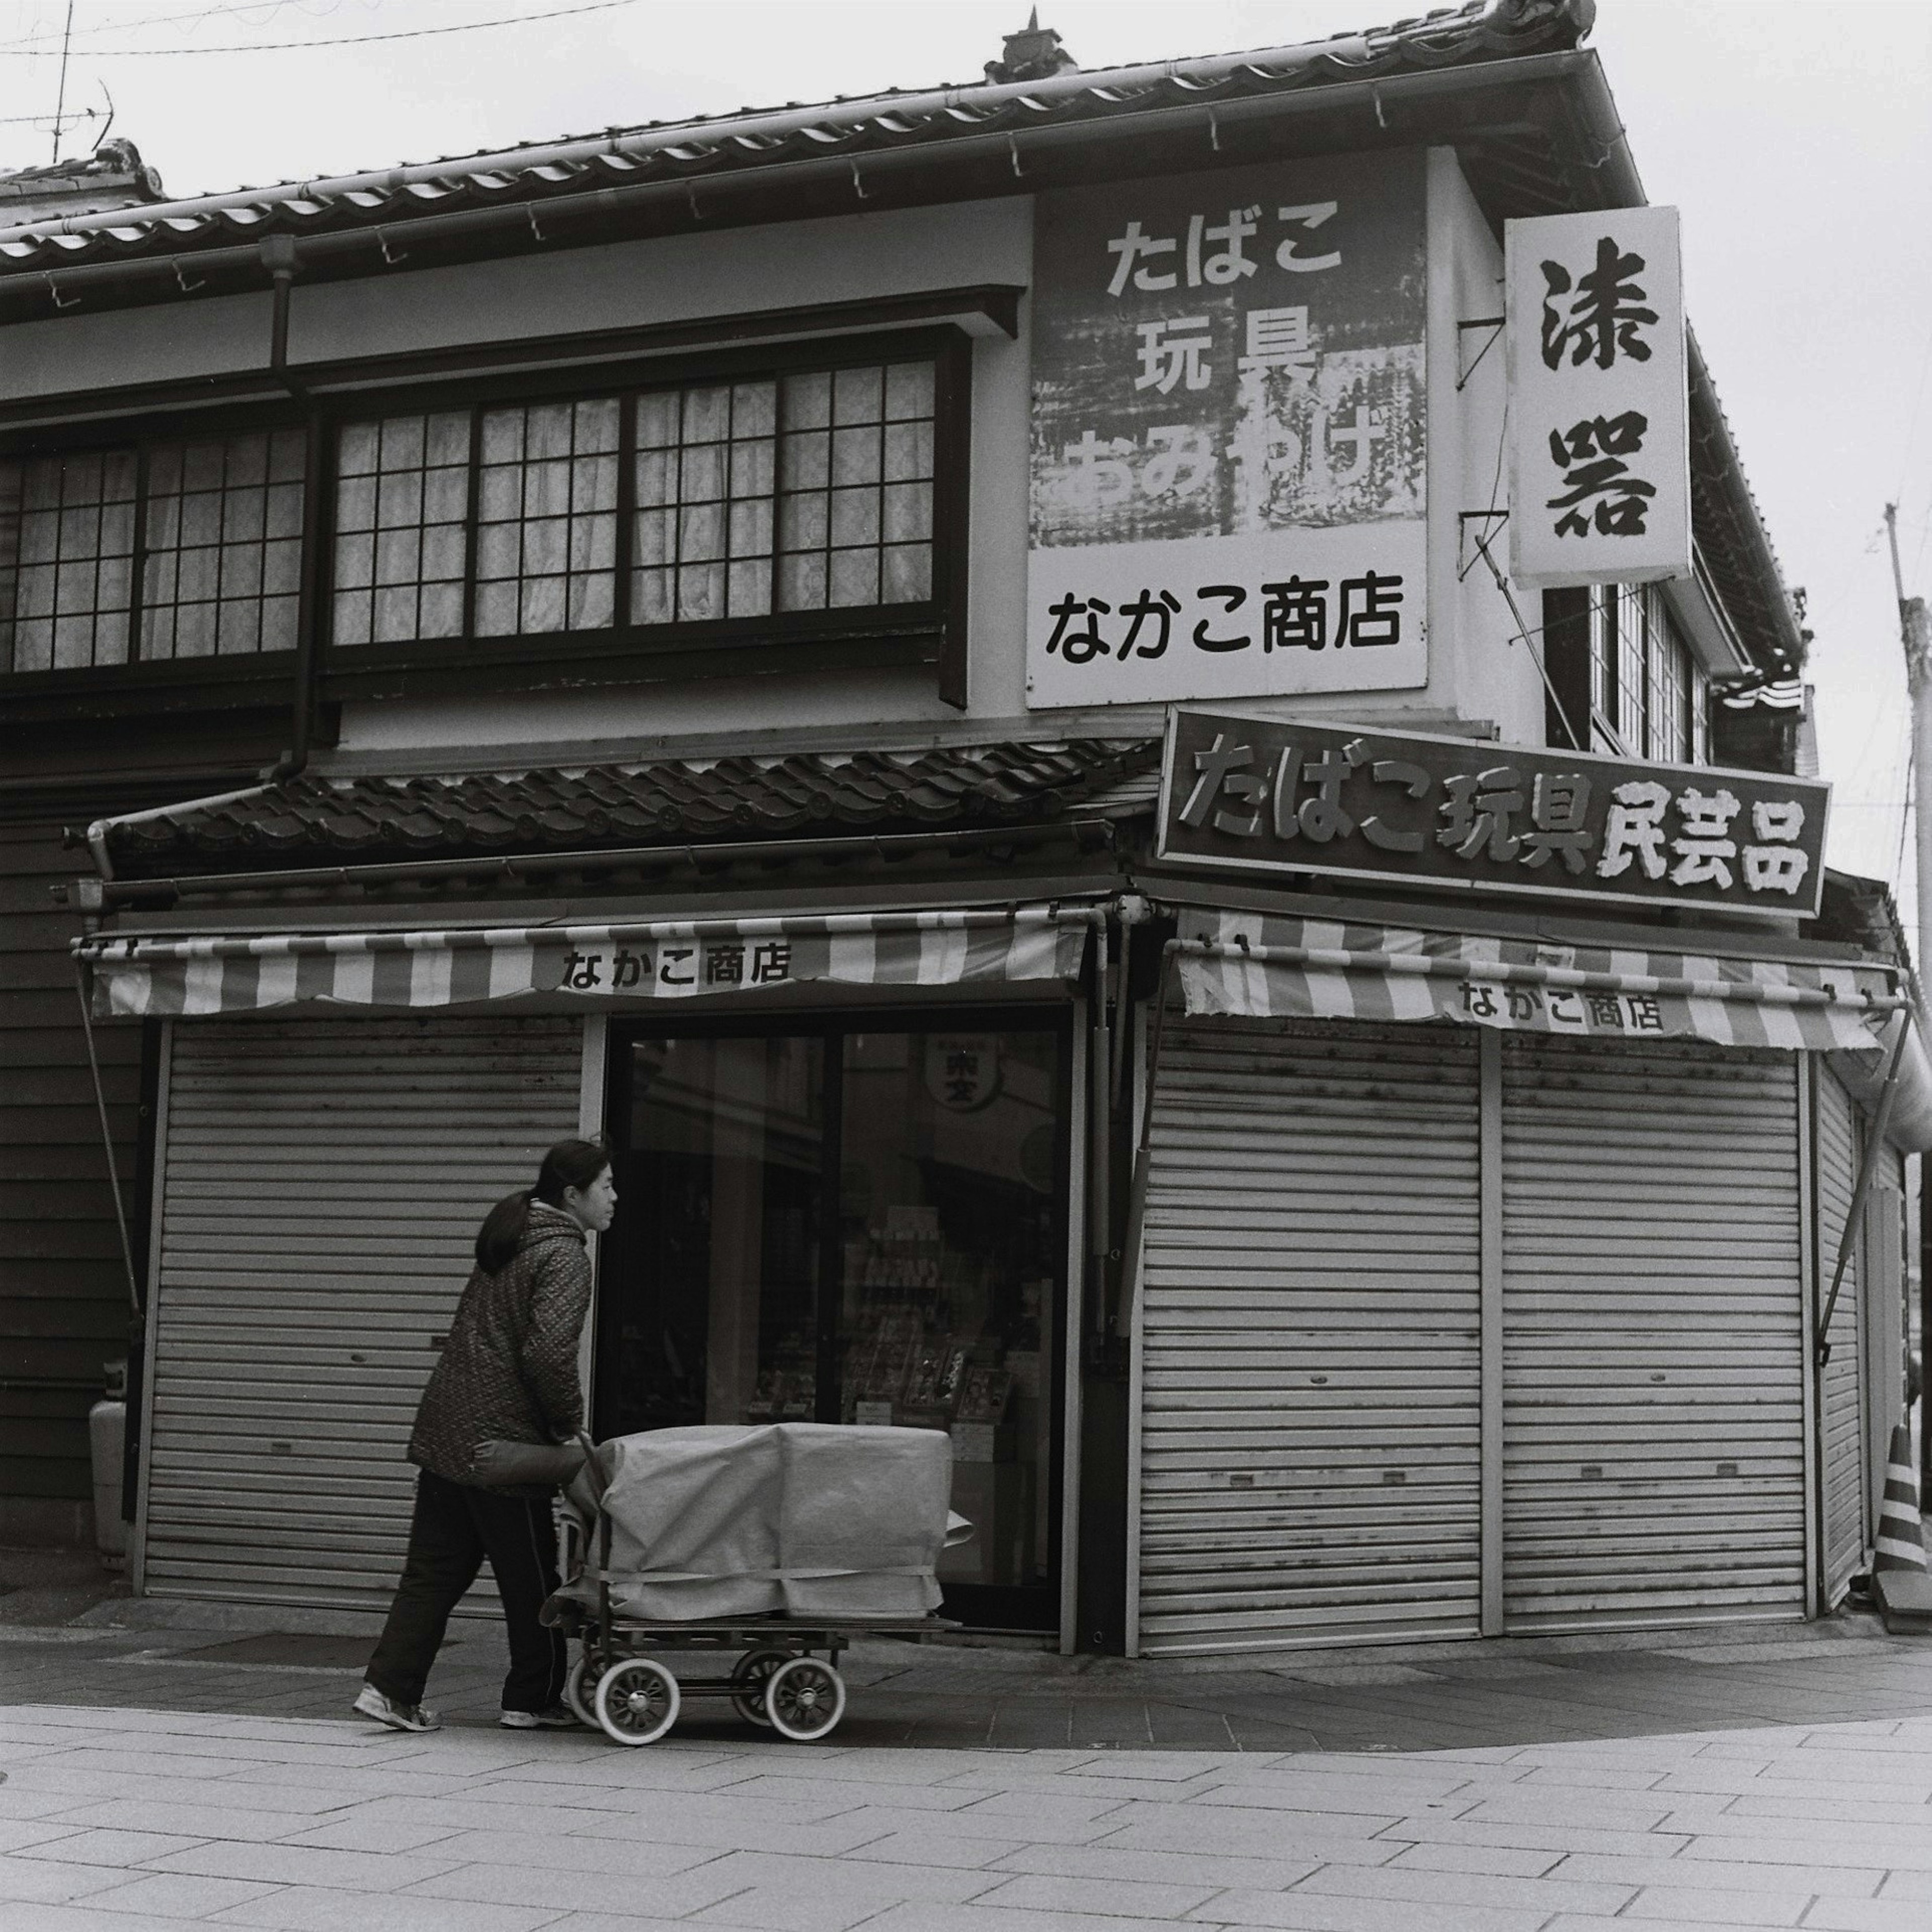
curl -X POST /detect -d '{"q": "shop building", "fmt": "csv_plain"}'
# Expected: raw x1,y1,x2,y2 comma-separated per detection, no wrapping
4,1,1923,1650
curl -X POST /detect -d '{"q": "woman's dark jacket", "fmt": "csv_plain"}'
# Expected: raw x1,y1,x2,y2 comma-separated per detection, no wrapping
409,1201,591,1487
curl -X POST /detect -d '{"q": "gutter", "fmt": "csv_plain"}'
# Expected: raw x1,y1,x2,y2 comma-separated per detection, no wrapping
83,785,268,883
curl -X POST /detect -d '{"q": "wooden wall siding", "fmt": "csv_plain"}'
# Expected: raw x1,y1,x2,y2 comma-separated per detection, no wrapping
0,819,137,1521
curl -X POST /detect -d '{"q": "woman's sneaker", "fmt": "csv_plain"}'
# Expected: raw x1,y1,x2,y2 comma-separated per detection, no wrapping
500,1704,580,1729
352,1683,441,1733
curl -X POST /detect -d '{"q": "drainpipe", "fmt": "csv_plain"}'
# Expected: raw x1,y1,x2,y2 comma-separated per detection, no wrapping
260,234,323,787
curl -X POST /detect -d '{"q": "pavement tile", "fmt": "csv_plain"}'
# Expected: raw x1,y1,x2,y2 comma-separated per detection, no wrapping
144,1840,467,1893
1550,1852,1881,1897
859,1907,1220,1932
1371,1816,1691,1860
1188,1781,1446,1824
405,1827,726,1879
1382,1842,1563,1878
562,1804,914,1858
837,1829,1029,1870
947,1789,1136,1827
27,1801,312,1845
0,1820,88,1854
1721,1792,1932,1823
206,1889,561,1930
685,1888,897,1932
1450,1791,1677,1830
394,1858,748,1917
73,1872,285,1918
676,1848,1001,1904
0,1860,143,1905
0,1787,99,1822
1191,1888,1550,1930
278,1813,471,1854
985,1842,1321,1890
973,1872,1225,1917
1290,1861,1635,1913
712,1773,985,1812
0,1907,227,1932
15,1826,212,1868
1873,1868,1932,1898
1670,1818,1932,1869
1804,1901,1932,1931
6,1767,351,1814
826,1800,1123,1846
1621,1885,1813,1925
1094,1809,1406,1866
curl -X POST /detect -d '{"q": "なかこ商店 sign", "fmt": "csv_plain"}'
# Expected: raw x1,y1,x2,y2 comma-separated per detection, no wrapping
1157,710,1829,918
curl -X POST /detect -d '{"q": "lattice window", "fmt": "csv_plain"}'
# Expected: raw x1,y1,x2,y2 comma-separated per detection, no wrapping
0,451,138,673
333,412,471,646
141,429,305,660
474,399,620,636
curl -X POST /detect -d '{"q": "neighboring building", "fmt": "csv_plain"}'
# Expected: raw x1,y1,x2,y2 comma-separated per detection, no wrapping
2,1,1920,1652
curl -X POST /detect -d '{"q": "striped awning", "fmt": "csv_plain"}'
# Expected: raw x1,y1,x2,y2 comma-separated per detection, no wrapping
1176,910,1904,1053
78,906,1098,1018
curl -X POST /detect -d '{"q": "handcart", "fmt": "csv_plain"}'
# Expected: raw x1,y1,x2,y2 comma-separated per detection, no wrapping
545,1428,963,1747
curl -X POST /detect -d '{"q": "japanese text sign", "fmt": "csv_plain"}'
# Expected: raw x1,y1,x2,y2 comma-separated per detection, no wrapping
1157,709,1829,918
1506,206,1691,588
1028,150,1429,710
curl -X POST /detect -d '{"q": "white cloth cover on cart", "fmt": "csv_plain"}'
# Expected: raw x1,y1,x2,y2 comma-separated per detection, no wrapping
586,1422,953,1621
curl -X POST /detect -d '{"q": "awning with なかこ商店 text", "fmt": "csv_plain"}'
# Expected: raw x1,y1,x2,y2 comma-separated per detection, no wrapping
1173,909,1905,1052
75,905,1100,1018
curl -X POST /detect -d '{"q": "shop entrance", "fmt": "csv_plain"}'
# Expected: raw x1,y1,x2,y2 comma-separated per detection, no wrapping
596,1009,1070,1631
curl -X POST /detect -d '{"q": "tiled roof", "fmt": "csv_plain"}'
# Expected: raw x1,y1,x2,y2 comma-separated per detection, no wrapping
105,739,1159,875
0,0,1593,270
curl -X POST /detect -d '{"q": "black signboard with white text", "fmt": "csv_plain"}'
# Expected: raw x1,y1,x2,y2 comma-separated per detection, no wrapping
1156,709,1829,919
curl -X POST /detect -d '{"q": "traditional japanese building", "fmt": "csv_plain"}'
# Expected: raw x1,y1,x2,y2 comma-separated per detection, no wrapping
4,0,1921,1651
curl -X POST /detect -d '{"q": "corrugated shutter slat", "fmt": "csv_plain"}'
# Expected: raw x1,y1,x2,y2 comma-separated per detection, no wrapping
142,1016,582,1612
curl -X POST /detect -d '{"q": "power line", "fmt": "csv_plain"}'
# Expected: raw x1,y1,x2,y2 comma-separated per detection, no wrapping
0,2,323,53
0,0,640,56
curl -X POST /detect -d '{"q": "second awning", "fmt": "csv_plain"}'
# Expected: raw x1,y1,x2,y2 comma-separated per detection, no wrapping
1174,909,1902,1053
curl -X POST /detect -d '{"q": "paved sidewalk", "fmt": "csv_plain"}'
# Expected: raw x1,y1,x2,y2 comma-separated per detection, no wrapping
6,1697,1932,1929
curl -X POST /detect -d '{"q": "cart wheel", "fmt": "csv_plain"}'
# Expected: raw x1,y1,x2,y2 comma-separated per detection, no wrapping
593,1657,679,1746
729,1647,793,1729
565,1650,602,1729
763,1656,846,1742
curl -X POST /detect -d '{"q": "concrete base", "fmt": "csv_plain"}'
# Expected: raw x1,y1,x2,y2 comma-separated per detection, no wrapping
0,1498,94,1548
1873,1569,1932,1634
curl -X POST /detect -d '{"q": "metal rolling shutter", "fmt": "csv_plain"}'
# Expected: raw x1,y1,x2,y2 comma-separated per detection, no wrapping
1816,1067,1866,1600
1500,1037,1805,1631
143,1016,583,1609
1137,1018,1482,1656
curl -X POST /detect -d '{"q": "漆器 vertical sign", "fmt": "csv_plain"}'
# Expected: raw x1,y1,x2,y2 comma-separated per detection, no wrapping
1506,205,1690,589
1027,150,1429,710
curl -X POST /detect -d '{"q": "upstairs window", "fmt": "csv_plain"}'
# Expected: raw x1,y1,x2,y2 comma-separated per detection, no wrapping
1587,584,1707,763
0,428,305,674
329,353,940,651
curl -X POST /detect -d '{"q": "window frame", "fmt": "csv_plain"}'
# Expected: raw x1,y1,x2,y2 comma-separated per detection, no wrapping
0,323,974,717
0,407,314,713
317,325,971,705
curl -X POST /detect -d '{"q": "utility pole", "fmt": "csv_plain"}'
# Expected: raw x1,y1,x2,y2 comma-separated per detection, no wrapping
1887,502,1932,1497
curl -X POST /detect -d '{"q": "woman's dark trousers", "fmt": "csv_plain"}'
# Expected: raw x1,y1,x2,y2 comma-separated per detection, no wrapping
366,1468,566,1714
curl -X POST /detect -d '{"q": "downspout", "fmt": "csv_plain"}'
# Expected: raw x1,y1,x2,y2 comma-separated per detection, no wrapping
260,233,323,787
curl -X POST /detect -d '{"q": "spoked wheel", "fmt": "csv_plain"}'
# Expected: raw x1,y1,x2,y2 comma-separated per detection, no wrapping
565,1650,603,1729
593,1657,680,1746
730,1647,794,1729
763,1655,846,1742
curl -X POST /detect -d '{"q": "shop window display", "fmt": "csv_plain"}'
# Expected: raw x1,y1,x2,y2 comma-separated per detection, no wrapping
599,1016,1067,1630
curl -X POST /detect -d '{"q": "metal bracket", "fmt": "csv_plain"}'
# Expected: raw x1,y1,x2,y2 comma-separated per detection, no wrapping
1457,315,1505,391
376,228,407,267
850,159,867,201
46,273,78,310
1457,508,1509,584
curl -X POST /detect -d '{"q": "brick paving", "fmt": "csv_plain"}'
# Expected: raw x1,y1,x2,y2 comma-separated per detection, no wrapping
5,1608,1932,1926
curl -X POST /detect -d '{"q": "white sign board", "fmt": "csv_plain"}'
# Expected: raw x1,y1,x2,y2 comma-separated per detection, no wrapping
1506,205,1689,590
1026,150,1431,710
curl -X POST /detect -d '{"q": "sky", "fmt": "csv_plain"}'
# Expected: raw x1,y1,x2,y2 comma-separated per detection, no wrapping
2,0,1929,921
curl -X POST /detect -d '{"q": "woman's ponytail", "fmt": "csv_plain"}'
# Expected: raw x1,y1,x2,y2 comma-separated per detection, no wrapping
472,1139,609,1274
474,1189,534,1274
